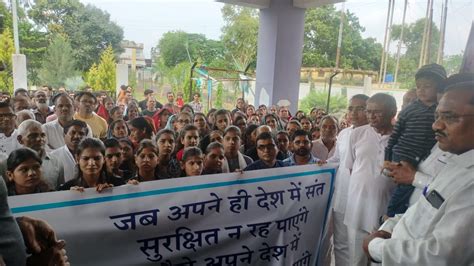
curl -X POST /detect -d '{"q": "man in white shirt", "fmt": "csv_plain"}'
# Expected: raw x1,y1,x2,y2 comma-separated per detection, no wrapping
51,120,88,182
43,93,92,150
0,101,21,157
364,73,474,265
327,94,369,266
312,115,338,160
344,93,398,266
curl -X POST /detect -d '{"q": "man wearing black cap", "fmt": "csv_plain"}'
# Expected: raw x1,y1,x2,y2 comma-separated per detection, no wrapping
138,89,162,111
383,63,447,218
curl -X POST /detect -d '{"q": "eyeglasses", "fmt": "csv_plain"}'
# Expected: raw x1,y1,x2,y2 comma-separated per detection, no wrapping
435,112,474,124
257,143,276,151
348,106,366,112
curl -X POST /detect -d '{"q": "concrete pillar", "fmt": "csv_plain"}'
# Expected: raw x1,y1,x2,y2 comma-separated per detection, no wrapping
254,0,305,113
116,64,128,96
12,54,27,92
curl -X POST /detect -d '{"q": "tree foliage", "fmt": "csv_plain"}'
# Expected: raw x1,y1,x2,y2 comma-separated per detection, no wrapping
303,6,382,70
38,35,77,88
220,5,259,71
85,63,99,90
300,90,347,114
96,45,116,93
28,0,124,71
0,28,14,93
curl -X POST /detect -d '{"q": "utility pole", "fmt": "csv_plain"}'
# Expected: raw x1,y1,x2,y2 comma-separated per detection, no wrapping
11,0,20,53
394,0,408,85
382,0,396,87
437,0,448,64
379,0,393,85
424,0,434,64
419,0,431,67
335,2,345,70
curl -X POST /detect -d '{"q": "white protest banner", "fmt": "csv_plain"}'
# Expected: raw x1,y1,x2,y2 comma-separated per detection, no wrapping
8,164,336,266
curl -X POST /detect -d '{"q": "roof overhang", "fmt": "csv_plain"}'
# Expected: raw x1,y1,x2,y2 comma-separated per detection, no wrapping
216,0,345,9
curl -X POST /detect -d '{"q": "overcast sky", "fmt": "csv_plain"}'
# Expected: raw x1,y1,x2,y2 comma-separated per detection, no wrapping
80,0,473,58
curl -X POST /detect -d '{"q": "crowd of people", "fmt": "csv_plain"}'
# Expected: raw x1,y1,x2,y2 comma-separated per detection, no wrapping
0,64,473,265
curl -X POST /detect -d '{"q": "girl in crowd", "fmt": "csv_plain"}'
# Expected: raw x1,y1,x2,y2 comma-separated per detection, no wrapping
309,107,319,122
180,104,195,116
175,112,193,133
310,126,321,141
152,108,172,131
300,116,313,132
165,114,178,132
241,124,258,154
245,105,255,118
213,109,232,133
209,130,223,144
264,113,283,133
181,147,204,177
294,110,305,120
124,103,140,121
118,138,136,176
155,129,181,179
133,140,160,182
129,117,154,149
6,148,51,196
206,108,217,126
248,113,260,125
97,96,114,122
107,119,130,139
175,125,200,161
108,106,124,124
193,113,210,138
233,116,247,136
60,138,122,192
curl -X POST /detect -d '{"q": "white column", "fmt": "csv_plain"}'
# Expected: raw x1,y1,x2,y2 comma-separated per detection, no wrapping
12,54,27,92
116,64,128,96
254,0,306,112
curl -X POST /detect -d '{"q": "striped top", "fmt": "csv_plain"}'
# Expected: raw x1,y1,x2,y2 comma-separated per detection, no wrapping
385,100,437,166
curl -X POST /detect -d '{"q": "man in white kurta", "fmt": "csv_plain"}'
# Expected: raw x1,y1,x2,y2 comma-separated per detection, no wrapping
364,73,474,265
327,94,369,266
344,93,398,266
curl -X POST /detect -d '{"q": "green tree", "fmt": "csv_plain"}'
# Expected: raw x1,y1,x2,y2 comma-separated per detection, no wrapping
215,82,224,109
28,0,124,71
390,18,440,89
442,54,463,75
96,45,116,93
220,5,259,71
85,63,99,90
38,35,77,88
0,28,14,93
303,6,382,70
300,90,347,114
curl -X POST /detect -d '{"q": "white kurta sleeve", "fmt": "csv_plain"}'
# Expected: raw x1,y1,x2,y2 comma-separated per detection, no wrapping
412,171,431,189
380,184,474,265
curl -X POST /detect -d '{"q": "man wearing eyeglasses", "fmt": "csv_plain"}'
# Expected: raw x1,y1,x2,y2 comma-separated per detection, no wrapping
244,132,288,171
0,101,21,158
73,92,108,139
326,94,369,266
364,73,474,265
343,93,398,266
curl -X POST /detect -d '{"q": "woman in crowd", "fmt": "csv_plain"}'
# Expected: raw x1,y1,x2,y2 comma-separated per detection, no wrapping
118,138,136,176
132,140,161,182
6,148,52,196
175,125,200,161
264,113,283,133
233,116,247,136
241,124,258,154
129,117,154,149
180,104,195,116
175,112,193,133
300,116,313,132
181,147,204,177
107,119,130,139
245,105,255,118
97,96,114,122
310,126,321,140
108,106,124,124
60,138,122,192
294,110,305,120
206,108,217,126
155,129,181,179
248,113,260,125
193,112,209,138
124,103,140,121
152,108,172,131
